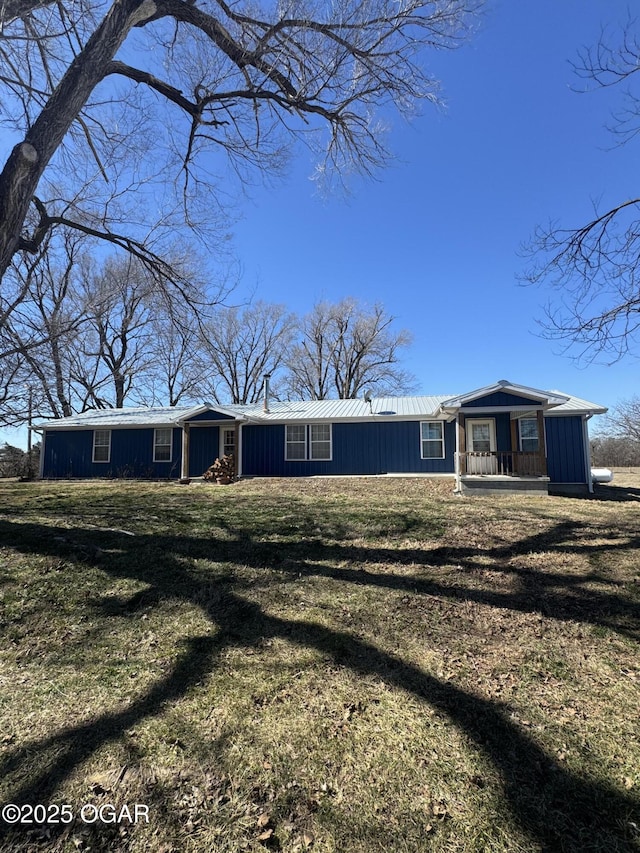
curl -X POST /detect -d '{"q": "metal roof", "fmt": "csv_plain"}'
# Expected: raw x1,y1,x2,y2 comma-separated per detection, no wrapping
36,406,193,429
236,396,450,421
36,389,606,430
545,391,607,415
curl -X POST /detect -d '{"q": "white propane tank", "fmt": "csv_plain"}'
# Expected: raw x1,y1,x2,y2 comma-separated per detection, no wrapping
591,468,614,484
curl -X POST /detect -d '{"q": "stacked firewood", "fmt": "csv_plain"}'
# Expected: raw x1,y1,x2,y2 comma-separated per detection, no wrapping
202,454,235,484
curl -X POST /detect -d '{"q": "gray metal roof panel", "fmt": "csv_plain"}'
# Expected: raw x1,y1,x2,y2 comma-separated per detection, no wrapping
545,391,607,415
37,406,194,429
36,389,606,429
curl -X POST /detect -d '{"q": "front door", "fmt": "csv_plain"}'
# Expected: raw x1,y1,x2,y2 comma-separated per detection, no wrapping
467,419,497,474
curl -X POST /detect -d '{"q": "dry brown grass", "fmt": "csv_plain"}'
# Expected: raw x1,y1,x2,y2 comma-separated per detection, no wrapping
0,477,638,852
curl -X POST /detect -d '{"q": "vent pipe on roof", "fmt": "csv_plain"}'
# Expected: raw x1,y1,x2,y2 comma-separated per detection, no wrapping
263,373,271,413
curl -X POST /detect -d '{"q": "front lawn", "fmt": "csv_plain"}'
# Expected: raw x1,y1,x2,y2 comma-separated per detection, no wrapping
0,477,638,852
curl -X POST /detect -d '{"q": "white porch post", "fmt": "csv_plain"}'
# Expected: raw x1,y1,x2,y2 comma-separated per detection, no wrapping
454,413,461,493
583,414,594,494
180,423,190,482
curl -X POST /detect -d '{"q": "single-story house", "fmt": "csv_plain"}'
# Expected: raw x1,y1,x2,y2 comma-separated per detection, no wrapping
35,380,607,495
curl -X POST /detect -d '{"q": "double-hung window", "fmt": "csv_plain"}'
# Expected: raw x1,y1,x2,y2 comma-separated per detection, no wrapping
519,418,539,453
310,424,331,459
221,427,236,458
285,424,332,461
421,421,445,459
93,430,111,463
153,428,173,462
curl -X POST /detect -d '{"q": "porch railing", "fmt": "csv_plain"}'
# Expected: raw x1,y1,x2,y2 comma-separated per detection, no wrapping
458,451,547,477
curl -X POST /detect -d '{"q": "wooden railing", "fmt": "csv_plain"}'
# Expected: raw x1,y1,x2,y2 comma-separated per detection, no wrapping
458,451,546,477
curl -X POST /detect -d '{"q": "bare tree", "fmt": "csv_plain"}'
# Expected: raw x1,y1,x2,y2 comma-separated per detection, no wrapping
0,0,481,287
136,311,212,406
201,301,296,404
0,239,218,423
524,17,640,362
284,298,415,399
591,436,640,467
0,231,91,423
599,396,640,443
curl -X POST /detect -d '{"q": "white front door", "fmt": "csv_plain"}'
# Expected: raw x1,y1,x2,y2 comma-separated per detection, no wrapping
467,419,497,474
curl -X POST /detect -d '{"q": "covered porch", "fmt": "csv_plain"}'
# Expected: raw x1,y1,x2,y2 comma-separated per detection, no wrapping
455,409,549,494
440,386,558,495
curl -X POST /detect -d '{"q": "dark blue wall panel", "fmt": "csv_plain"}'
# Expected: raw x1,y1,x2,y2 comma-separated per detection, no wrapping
544,416,586,484
465,391,541,408
189,426,219,476
43,428,182,478
186,409,235,422
46,415,589,482
241,421,455,476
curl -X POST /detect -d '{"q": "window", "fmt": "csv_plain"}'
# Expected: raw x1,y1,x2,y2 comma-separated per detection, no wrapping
285,424,332,461
519,418,539,453
221,428,236,458
93,430,111,463
154,428,173,462
285,424,307,460
421,421,444,459
310,423,331,459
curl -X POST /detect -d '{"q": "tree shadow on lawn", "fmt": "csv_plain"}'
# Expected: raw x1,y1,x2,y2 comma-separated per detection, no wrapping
588,484,640,502
0,517,639,851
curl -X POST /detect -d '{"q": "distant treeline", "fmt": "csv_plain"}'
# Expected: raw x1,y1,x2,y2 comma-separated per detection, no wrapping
590,436,640,468
0,443,40,478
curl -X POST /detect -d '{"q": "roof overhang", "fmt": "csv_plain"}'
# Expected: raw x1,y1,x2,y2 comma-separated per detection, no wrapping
439,379,569,414
177,403,247,423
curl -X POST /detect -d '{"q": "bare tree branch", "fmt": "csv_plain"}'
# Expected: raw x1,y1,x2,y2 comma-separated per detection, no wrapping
524,16,640,363
0,0,481,284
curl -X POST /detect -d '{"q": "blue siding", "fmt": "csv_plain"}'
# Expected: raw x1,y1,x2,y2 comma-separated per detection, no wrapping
43,428,182,478
545,416,586,484
189,426,219,476
465,391,541,408
187,409,235,422
242,421,455,477
43,415,587,484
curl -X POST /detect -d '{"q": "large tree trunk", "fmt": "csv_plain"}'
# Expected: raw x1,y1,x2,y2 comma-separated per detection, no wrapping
0,0,158,280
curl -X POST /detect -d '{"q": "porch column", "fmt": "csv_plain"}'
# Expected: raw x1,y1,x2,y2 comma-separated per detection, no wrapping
457,413,466,476
180,423,190,482
537,409,547,476
510,418,519,475
233,421,240,478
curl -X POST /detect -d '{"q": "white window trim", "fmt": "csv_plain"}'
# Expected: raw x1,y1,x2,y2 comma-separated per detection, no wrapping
310,423,332,461
153,428,173,463
285,423,333,461
420,421,445,459
92,429,111,463
466,418,497,453
285,424,307,461
220,426,236,458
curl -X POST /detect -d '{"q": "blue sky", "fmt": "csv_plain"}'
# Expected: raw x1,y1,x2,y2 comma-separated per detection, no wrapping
1,0,637,448
230,0,637,402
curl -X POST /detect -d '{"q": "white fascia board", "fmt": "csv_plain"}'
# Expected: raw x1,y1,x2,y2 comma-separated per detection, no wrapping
457,405,548,414
545,407,607,417
244,414,444,425
442,380,569,409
